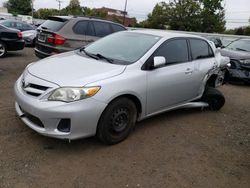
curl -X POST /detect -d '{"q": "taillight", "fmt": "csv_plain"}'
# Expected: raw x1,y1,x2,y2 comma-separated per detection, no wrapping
54,34,65,45
17,32,22,38
47,34,65,45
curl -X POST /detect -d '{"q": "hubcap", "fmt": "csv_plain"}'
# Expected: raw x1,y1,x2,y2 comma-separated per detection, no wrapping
0,43,5,56
110,108,129,133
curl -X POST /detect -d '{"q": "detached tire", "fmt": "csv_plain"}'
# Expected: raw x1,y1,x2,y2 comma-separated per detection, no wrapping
97,98,137,145
202,87,225,111
0,41,7,58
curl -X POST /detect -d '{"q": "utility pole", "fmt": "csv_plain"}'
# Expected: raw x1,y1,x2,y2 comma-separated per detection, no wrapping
31,0,34,24
56,0,63,11
123,0,128,25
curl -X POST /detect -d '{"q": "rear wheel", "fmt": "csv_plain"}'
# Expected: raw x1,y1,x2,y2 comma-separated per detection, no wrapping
97,98,137,145
201,87,225,111
0,41,7,58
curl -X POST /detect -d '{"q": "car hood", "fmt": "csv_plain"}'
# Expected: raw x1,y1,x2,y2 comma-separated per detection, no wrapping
219,48,250,60
28,51,126,86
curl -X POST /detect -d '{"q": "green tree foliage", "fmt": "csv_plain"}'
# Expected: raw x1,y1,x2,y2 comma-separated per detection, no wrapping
145,2,169,29
224,26,250,36
6,0,32,15
82,7,108,19
139,0,226,33
200,0,226,33
167,0,202,31
34,9,60,19
63,0,82,16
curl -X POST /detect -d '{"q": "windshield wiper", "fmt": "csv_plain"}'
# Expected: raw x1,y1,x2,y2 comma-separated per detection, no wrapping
95,53,114,64
80,49,99,60
236,48,248,52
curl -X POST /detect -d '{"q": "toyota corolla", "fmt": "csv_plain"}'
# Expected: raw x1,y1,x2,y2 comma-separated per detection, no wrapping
14,30,229,144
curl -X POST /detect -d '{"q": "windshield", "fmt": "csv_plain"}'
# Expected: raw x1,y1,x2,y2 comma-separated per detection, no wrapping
83,32,161,65
226,39,250,52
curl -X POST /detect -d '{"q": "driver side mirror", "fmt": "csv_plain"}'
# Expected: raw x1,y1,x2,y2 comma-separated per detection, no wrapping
153,56,166,68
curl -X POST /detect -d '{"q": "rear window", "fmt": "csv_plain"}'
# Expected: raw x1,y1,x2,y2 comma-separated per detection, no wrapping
39,19,67,32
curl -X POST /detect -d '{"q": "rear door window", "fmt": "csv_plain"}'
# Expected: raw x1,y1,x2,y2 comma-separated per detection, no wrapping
73,21,95,36
93,21,112,37
190,39,214,60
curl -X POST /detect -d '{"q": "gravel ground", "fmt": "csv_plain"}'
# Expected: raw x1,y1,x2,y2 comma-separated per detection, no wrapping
0,48,249,188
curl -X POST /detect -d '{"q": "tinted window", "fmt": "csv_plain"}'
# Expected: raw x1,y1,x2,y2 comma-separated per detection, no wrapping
38,19,66,32
111,24,126,32
73,21,88,35
93,21,112,37
190,39,214,60
73,21,95,36
155,39,189,64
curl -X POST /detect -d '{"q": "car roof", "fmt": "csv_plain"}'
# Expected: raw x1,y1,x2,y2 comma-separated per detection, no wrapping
128,29,206,40
50,16,125,27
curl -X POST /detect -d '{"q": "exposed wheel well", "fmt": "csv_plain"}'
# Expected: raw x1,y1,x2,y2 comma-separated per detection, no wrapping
206,74,217,88
109,94,142,117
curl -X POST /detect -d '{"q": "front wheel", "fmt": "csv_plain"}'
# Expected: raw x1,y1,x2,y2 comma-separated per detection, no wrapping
97,98,137,145
201,87,225,111
0,41,7,58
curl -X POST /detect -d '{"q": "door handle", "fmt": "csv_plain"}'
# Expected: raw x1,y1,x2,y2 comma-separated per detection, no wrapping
185,68,193,74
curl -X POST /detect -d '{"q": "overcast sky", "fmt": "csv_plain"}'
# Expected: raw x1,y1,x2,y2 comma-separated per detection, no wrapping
0,0,249,29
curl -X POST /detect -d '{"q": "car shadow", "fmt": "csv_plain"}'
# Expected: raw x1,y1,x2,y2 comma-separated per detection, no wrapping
31,107,206,152
5,51,24,58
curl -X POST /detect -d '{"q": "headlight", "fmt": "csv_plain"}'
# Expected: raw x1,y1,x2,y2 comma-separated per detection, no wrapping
48,87,101,102
239,59,250,64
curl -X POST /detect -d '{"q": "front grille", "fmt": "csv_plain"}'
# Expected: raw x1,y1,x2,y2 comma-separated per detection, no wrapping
22,82,50,97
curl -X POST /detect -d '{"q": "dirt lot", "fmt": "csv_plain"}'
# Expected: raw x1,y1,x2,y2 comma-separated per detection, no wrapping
0,48,249,188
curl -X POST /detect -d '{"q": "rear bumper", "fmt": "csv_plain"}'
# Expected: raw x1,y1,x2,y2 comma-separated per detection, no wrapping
34,48,50,58
24,37,35,46
5,40,25,51
34,42,70,58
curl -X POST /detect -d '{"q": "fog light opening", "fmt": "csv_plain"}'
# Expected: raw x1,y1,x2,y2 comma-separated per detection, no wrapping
57,119,71,133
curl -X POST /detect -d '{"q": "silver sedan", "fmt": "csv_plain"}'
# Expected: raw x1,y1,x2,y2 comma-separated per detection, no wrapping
14,30,229,144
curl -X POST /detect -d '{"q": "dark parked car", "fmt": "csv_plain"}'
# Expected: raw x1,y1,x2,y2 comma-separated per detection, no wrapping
0,24,25,58
0,20,35,31
0,20,37,46
35,16,127,58
220,39,250,84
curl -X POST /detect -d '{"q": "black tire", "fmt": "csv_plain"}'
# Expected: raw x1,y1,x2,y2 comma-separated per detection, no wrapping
202,87,225,111
97,98,137,145
0,41,7,58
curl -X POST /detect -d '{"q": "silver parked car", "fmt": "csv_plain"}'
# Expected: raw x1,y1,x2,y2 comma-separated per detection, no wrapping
14,30,229,144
